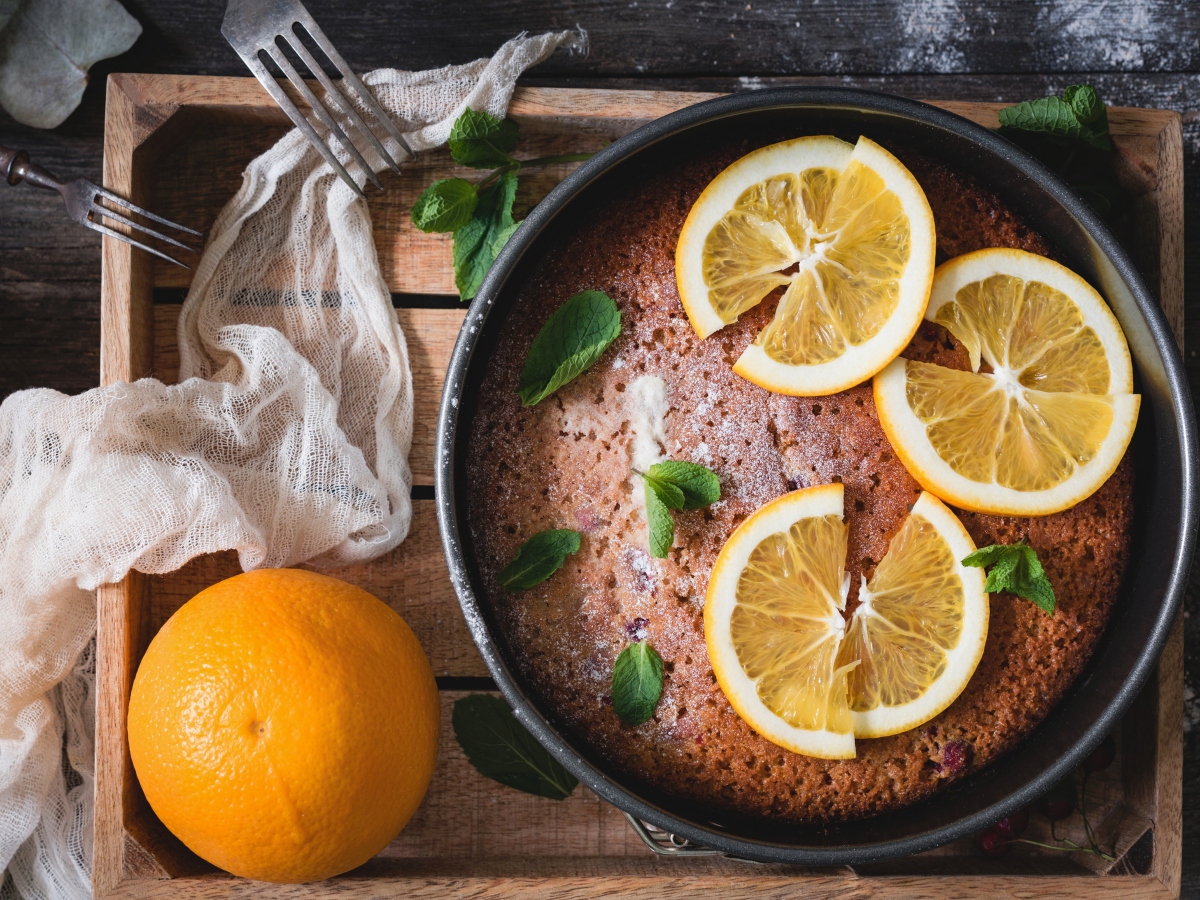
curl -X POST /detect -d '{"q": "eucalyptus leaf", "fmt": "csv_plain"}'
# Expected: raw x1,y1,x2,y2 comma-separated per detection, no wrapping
0,0,141,129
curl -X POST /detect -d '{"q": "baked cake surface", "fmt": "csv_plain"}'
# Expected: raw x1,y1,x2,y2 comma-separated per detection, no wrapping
465,136,1134,824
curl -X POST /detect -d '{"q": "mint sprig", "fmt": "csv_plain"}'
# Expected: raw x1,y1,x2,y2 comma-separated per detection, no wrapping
612,641,664,726
517,290,621,407
997,83,1120,217
411,108,596,300
962,543,1056,614
498,529,581,590
644,460,721,509
998,84,1111,151
641,460,721,558
452,694,578,800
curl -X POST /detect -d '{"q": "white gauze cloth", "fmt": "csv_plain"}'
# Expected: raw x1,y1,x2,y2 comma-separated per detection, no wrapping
0,29,583,900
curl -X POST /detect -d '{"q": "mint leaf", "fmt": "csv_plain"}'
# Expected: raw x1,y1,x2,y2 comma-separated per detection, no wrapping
962,543,1057,614
645,479,676,558
452,694,578,800
612,642,664,725
641,460,720,558
448,108,519,169
498,529,581,590
452,170,519,300
643,475,685,510
517,290,621,407
645,460,721,509
410,177,478,233
1021,576,1057,616
1064,84,1103,125
960,544,1008,569
999,96,1083,140
998,84,1111,152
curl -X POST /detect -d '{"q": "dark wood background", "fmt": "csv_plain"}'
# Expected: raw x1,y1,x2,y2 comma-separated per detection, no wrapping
1,0,1197,889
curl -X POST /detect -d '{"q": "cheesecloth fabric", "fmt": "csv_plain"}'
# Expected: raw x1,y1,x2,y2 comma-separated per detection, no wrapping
0,29,584,900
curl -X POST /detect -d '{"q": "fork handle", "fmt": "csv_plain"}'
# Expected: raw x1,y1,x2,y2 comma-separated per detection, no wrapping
0,143,62,191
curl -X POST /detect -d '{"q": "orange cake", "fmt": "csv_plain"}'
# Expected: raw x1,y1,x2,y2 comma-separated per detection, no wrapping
465,136,1134,824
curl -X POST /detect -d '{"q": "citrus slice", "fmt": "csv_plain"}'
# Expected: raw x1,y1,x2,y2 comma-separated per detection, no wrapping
705,483,856,758
837,491,988,738
705,484,987,758
874,248,1140,516
675,135,936,396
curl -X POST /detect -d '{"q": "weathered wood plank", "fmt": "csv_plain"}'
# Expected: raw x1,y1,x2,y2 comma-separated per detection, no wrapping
58,0,1200,79
386,692,641,859
104,860,1184,900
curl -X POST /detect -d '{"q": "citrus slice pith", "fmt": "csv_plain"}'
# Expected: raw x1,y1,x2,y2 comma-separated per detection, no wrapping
705,483,988,759
676,134,936,396
874,248,1140,516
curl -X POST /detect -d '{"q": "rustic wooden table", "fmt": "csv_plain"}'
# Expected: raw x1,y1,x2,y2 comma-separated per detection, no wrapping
1,0,1197,892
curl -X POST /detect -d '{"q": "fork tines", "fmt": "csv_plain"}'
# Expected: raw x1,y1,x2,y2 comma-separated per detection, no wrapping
74,180,202,268
222,0,413,197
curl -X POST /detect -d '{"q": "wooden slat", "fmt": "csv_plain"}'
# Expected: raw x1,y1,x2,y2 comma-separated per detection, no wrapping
52,1,1200,81
1153,617,1185,893
387,692,641,858
97,860,1182,900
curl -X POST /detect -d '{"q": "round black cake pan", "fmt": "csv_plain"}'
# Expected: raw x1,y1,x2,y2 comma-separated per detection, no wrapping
435,88,1197,865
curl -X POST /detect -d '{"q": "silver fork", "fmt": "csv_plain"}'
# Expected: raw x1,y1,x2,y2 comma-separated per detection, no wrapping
222,0,413,197
0,143,202,268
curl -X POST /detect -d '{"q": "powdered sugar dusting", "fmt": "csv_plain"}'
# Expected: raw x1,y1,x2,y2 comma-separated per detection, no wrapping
627,374,669,472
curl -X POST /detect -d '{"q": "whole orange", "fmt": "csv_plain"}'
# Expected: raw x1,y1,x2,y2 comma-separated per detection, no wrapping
127,568,439,883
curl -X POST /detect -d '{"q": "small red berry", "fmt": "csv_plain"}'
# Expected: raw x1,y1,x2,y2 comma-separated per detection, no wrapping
1038,777,1076,821
1084,734,1116,773
993,807,1030,839
941,740,972,773
978,827,1010,858
624,617,650,642
1040,798,1073,821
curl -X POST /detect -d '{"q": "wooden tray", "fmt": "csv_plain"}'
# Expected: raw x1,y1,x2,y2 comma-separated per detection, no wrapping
95,75,1185,898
